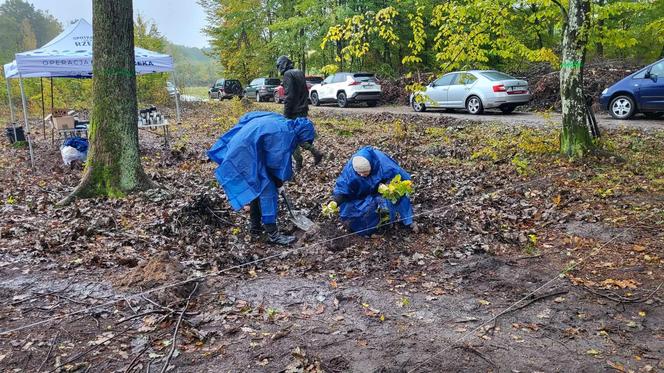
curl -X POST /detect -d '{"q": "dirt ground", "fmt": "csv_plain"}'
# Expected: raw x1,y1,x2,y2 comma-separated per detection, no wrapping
0,100,662,372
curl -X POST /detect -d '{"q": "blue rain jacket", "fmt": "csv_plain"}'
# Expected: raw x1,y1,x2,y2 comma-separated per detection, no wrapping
333,146,413,235
208,111,316,224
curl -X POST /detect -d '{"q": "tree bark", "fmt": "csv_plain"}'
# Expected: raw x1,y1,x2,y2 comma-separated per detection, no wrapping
559,0,594,157
59,0,153,205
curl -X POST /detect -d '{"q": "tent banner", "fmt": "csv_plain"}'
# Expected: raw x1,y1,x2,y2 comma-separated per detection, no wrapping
10,18,174,79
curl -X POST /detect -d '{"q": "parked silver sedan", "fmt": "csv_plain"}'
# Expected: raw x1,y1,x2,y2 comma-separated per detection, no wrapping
410,70,531,114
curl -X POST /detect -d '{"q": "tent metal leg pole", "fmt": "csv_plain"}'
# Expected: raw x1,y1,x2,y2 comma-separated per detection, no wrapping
6,77,15,123
50,77,54,147
18,74,35,168
6,78,17,142
50,77,54,112
41,77,46,140
171,71,181,123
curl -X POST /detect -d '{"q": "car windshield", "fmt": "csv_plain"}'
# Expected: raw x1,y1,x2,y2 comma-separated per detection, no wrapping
266,78,281,86
480,71,516,81
353,73,377,82
306,77,323,84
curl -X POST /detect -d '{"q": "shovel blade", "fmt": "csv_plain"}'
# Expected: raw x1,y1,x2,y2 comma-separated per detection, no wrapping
290,212,316,232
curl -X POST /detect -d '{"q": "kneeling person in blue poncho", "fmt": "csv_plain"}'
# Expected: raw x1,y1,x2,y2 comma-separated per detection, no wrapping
332,146,417,236
208,112,316,245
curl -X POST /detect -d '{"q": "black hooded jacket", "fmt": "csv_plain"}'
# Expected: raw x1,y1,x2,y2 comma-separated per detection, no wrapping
277,57,308,119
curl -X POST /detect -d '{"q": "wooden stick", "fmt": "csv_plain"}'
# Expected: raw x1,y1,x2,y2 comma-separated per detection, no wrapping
48,326,131,373
159,282,199,373
124,345,149,373
37,331,60,372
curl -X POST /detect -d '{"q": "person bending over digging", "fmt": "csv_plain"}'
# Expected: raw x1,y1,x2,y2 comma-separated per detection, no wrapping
330,146,418,236
276,55,324,171
208,111,316,245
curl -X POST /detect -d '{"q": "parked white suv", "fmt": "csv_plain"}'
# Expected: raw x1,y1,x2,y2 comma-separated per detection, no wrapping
309,72,381,108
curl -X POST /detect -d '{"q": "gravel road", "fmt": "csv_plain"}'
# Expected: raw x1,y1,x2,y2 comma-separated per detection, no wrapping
300,103,664,131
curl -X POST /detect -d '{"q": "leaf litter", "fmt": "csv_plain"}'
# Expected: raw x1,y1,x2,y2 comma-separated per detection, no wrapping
0,101,662,371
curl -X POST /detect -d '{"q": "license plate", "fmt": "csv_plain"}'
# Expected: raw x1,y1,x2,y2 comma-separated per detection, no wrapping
508,87,527,94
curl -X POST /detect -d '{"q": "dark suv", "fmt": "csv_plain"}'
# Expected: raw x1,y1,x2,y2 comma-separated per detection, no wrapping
244,77,281,102
208,79,243,100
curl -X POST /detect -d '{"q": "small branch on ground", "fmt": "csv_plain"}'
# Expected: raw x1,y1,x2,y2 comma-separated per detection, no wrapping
116,310,168,325
507,290,569,314
454,344,496,368
486,290,569,333
582,282,663,304
37,331,60,372
124,345,149,373
159,282,199,373
48,326,132,373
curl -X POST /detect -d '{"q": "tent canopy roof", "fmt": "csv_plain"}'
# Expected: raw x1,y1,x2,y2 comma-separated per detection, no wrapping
4,19,173,79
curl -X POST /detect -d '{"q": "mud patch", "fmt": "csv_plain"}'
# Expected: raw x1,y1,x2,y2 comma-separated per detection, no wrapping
564,221,634,242
113,253,195,300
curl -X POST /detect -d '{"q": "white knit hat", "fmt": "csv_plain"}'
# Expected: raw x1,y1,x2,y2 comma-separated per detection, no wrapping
352,156,371,174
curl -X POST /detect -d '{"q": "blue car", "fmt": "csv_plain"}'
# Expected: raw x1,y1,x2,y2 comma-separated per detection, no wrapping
599,58,664,119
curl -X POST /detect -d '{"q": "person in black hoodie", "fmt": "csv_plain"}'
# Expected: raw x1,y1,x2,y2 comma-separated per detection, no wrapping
276,55,323,171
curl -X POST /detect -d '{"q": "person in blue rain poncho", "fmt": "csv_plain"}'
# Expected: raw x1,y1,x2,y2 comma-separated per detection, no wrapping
332,146,418,236
208,111,316,245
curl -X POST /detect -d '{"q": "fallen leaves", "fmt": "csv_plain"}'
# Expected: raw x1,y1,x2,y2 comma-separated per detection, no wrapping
601,278,640,289
88,332,115,346
606,360,625,371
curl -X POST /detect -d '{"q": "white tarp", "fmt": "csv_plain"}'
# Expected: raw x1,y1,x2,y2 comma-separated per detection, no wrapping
5,18,173,79
3,61,17,78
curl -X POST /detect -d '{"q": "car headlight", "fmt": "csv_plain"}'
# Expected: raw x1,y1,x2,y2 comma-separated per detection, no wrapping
601,88,608,95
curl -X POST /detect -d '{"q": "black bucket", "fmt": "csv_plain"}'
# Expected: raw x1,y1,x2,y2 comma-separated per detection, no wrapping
5,126,26,144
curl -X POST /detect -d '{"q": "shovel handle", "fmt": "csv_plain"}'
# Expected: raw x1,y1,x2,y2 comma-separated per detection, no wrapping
280,191,297,218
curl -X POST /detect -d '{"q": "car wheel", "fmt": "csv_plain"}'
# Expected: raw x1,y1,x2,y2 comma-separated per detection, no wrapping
643,112,663,119
411,97,426,112
337,92,348,108
311,92,320,106
367,101,378,107
609,95,635,119
256,92,261,102
500,105,516,114
466,95,484,115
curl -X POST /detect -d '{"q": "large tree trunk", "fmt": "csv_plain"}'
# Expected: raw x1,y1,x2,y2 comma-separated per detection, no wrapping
559,0,594,157
60,0,153,205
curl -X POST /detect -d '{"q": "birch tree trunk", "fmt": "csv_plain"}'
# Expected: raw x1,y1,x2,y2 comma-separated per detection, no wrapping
60,0,153,204
559,0,594,157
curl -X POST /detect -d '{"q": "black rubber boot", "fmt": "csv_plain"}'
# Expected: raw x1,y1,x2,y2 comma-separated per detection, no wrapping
249,200,263,236
312,149,324,166
265,224,296,246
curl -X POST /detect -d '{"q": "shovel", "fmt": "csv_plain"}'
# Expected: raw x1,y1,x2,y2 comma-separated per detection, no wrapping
280,191,316,232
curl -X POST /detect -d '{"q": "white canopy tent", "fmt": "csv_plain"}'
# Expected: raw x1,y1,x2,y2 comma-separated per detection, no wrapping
3,19,181,166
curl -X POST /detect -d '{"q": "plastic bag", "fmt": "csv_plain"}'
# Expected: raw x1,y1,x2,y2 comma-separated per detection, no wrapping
60,145,87,165
63,137,88,153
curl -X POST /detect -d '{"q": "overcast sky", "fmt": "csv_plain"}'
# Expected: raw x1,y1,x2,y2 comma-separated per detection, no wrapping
5,0,210,48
